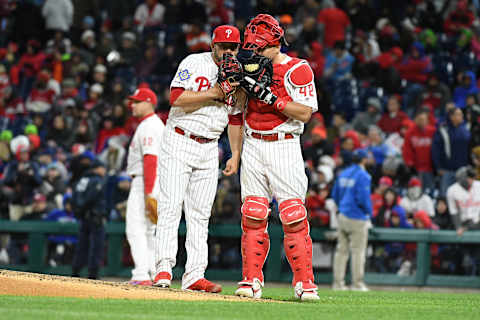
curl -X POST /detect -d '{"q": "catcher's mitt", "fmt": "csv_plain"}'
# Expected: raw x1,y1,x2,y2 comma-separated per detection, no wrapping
218,53,243,97
239,54,278,105
145,196,158,225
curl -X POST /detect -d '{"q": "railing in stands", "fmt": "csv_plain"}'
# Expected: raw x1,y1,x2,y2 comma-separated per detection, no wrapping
0,221,479,288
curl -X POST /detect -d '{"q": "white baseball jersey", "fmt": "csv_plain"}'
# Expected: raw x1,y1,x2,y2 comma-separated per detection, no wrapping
169,52,242,139
126,113,165,177
447,181,480,224
400,195,435,217
125,113,164,281
241,56,317,203
245,56,318,136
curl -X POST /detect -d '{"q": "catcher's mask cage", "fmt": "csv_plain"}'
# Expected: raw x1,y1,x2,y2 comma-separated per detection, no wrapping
243,14,287,50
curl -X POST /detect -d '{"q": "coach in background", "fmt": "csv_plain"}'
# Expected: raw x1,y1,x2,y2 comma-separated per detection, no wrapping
71,159,108,280
331,149,372,292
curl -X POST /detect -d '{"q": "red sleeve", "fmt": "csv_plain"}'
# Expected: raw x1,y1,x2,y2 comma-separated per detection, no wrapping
170,87,185,105
228,113,243,125
143,154,157,194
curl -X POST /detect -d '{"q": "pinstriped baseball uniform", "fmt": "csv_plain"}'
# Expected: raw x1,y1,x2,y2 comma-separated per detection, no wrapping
126,113,165,281
155,52,241,289
241,56,318,203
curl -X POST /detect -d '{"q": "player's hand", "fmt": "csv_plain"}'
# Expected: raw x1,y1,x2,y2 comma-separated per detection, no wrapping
456,227,466,236
242,76,277,105
209,83,227,101
223,155,240,176
145,195,158,225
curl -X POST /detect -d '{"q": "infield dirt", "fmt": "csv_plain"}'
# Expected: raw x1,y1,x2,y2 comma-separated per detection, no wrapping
0,269,252,302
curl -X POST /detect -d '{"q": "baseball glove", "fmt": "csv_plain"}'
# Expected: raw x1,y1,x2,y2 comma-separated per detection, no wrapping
218,53,243,97
145,196,158,225
239,54,278,105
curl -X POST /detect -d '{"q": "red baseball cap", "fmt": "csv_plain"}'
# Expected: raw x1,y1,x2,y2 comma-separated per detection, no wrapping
379,176,393,187
408,177,422,188
128,88,157,106
212,25,241,44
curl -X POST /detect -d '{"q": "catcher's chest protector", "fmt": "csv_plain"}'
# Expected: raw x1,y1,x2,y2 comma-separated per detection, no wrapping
246,57,303,131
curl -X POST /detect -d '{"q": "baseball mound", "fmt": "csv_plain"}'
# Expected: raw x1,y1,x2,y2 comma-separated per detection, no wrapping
0,269,248,302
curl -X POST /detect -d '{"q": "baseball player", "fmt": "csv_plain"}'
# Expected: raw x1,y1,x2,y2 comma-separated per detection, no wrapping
234,14,319,301
126,87,165,286
153,25,244,293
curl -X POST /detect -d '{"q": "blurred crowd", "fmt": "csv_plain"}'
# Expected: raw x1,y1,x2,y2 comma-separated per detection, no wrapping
0,0,480,276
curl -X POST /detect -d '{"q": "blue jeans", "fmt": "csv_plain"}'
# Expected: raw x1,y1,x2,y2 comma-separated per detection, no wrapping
419,171,435,197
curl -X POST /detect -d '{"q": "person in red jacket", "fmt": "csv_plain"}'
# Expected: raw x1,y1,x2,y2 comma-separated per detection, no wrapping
317,0,350,48
378,95,410,134
396,42,432,84
402,108,436,194
443,0,474,35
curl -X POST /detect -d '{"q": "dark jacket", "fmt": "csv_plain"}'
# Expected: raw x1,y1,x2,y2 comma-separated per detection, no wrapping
72,171,107,224
432,119,470,171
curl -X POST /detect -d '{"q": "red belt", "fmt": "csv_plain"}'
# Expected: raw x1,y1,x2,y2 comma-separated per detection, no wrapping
174,127,215,144
250,132,294,142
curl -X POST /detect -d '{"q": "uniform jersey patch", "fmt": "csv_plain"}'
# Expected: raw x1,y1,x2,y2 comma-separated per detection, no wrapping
177,69,191,81
289,64,313,86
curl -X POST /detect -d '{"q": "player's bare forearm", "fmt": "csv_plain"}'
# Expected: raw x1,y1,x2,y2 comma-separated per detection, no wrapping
227,124,243,159
281,101,313,123
173,85,224,110
223,124,243,176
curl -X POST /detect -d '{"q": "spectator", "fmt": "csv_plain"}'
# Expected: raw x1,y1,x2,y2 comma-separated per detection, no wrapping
25,71,56,114
377,95,410,134
363,125,392,170
324,41,354,81
453,71,478,109
374,188,409,227
432,107,471,196
185,21,211,53
42,0,74,34
110,174,131,221
348,0,375,32
304,125,334,169
400,177,435,218
46,113,74,150
443,0,474,35
40,162,67,209
433,197,454,230
21,192,52,220
43,193,77,267
447,166,480,236
396,42,432,84
415,73,451,115
294,0,321,25
472,146,480,180
465,95,480,148
317,0,350,48
134,0,165,32
402,108,436,193
370,176,393,218
352,97,382,132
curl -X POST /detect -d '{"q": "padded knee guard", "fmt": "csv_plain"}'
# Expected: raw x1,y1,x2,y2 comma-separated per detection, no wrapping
240,196,270,285
279,199,315,286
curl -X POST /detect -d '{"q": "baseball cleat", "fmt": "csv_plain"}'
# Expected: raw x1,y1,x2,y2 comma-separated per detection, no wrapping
235,278,263,299
186,278,222,293
153,272,172,288
128,280,153,286
294,281,320,301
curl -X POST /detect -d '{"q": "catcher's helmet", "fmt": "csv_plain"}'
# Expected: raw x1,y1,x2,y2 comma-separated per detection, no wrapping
243,14,284,50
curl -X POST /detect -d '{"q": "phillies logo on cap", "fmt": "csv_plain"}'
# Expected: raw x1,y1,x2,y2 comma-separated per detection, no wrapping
212,25,240,44
225,29,232,38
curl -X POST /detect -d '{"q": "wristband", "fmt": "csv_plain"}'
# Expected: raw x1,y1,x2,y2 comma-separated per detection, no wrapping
274,98,288,112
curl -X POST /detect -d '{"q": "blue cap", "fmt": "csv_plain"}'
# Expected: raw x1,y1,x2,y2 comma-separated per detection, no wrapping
80,150,95,161
352,149,368,160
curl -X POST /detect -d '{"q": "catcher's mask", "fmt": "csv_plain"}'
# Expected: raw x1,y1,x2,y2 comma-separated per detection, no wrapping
243,14,287,50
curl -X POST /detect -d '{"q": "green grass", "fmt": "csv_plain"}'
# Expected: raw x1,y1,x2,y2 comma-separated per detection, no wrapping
1,286,480,320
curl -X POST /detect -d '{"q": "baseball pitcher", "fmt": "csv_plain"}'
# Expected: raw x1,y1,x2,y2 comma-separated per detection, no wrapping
233,14,320,301
153,25,245,293
126,88,165,285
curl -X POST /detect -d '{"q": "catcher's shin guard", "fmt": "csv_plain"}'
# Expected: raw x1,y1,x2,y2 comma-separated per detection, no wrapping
279,199,315,286
239,196,270,285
